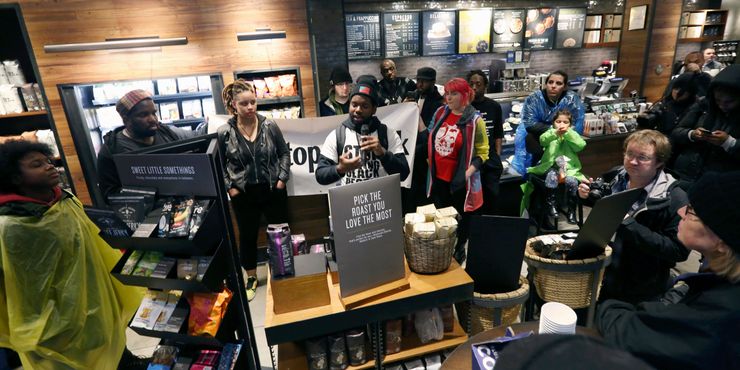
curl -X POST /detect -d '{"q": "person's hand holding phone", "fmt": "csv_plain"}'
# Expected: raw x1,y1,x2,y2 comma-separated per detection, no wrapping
691,127,712,141
577,177,593,199
704,130,729,146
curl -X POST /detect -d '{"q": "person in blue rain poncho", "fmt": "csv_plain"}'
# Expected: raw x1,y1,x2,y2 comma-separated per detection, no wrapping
511,71,585,176
0,140,143,370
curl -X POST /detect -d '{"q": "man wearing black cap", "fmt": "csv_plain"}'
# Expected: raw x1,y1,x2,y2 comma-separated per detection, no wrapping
320,67,353,117
315,76,410,185
377,59,416,106
597,171,740,370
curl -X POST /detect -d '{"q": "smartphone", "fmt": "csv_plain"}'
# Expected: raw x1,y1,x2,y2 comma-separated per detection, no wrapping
698,128,712,134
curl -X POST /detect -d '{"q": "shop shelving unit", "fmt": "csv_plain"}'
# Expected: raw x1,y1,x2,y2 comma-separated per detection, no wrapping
102,135,260,369
713,40,738,65
678,9,728,43
583,13,622,48
0,3,73,192
234,67,304,118
264,261,473,369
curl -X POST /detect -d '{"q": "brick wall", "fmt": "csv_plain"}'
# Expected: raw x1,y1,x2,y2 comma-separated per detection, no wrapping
348,48,619,84
308,0,347,111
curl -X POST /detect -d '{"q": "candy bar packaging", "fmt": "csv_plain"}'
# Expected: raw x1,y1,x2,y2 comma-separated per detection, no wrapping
83,207,132,238
163,307,188,333
196,256,212,282
153,292,181,331
19,83,40,111
267,223,295,278
385,319,403,354
149,345,178,369
186,287,233,337
188,200,210,240
151,257,177,278
305,337,329,370
328,334,348,370
158,198,175,238
121,250,144,275
131,290,168,330
107,193,152,231
345,329,367,366
168,198,194,238
132,251,164,277
2,60,26,86
217,343,242,370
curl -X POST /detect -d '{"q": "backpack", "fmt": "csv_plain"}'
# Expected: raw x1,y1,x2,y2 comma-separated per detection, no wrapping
334,123,389,157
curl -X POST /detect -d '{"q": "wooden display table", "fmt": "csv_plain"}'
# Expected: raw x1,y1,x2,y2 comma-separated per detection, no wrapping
264,261,474,369
440,321,600,370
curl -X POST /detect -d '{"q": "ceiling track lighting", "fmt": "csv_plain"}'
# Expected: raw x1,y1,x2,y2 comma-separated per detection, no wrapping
237,29,287,42
43,37,188,53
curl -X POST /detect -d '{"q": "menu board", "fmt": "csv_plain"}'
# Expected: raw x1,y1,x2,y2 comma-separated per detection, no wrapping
346,13,382,60
383,12,420,58
492,9,526,51
555,8,587,49
422,11,456,56
524,8,558,50
458,9,492,54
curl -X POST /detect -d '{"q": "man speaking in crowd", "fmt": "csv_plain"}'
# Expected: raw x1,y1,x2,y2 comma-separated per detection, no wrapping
315,76,410,186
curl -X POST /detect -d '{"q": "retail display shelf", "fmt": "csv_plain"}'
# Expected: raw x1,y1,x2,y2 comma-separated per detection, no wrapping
679,37,722,43
264,262,473,345
276,322,467,370
584,42,619,48
258,96,302,105
129,325,224,347
92,91,212,106
165,117,206,129
0,110,48,119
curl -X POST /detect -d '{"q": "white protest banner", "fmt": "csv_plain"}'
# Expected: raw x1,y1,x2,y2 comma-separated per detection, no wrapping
208,102,420,196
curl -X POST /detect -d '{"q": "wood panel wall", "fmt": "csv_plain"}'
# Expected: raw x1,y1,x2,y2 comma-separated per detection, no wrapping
618,0,683,102
3,0,316,205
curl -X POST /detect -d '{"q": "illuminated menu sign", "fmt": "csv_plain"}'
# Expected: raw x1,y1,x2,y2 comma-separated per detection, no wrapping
492,9,526,51
422,11,456,56
346,13,382,60
555,8,587,49
525,8,558,50
383,12,420,58
458,9,492,54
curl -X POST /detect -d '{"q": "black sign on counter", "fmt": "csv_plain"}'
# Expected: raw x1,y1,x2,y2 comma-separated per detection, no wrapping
555,8,587,49
422,10,456,56
383,12,420,58
492,9,526,51
114,153,217,197
525,8,558,50
346,13,382,60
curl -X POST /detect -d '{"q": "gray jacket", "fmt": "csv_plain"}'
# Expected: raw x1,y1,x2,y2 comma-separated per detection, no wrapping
217,115,290,192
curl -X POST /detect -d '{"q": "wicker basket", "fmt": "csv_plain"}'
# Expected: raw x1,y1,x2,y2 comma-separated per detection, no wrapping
524,237,612,309
457,277,530,335
404,233,456,274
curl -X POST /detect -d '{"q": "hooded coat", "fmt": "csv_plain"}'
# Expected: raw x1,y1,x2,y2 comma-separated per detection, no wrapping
671,65,740,181
0,189,142,369
511,90,585,175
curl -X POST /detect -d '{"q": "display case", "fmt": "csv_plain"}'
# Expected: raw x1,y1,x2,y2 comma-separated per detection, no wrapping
234,67,304,119
102,135,259,369
583,13,622,48
0,4,73,192
678,9,728,43
58,74,226,206
713,40,738,65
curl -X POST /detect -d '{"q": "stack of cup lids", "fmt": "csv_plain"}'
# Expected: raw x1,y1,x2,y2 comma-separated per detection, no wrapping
538,302,577,334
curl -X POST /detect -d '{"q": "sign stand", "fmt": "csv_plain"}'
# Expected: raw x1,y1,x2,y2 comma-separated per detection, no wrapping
339,260,411,309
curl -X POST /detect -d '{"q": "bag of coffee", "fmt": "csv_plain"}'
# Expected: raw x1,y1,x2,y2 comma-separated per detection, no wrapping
266,223,295,278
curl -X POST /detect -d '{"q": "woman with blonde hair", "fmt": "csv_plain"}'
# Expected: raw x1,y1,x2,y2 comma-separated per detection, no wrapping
597,171,740,370
218,79,291,300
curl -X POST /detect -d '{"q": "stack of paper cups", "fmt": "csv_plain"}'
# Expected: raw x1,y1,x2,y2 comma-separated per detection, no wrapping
538,302,577,334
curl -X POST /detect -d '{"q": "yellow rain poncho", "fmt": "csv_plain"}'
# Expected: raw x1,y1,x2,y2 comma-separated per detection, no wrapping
0,192,143,369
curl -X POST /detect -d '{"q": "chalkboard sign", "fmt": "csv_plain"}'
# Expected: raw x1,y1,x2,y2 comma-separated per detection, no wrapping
346,13,382,60
458,9,492,54
525,8,558,50
555,8,587,49
383,12,420,58
422,10,456,56
492,9,526,51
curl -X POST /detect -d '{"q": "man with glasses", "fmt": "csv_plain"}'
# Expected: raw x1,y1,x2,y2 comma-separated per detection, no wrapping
320,67,353,116
597,171,740,370
578,130,689,304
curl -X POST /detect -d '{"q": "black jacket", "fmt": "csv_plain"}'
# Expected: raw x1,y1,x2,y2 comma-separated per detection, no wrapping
97,124,190,202
377,77,416,106
671,66,740,181
217,115,290,192
315,116,409,185
598,273,740,370
584,167,690,304
319,90,349,117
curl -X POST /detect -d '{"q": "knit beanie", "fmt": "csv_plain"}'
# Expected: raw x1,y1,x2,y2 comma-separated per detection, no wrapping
689,171,740,253
116,89,153,118
329,67,353,85
350,75,380,107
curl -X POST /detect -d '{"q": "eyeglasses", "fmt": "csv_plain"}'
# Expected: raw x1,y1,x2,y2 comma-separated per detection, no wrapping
683,205,701,221
624,151,654,163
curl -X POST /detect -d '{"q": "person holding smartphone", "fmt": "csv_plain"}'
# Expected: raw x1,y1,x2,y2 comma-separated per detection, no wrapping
671,65,740,183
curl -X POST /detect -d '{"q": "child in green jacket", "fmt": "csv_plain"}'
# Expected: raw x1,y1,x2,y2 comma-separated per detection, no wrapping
521,110,587,224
